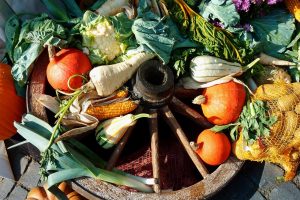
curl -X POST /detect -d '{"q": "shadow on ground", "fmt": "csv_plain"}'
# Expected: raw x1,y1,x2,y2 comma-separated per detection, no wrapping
210,161,265,200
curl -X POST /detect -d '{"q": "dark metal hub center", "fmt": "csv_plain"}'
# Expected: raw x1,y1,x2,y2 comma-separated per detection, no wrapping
133,60,174,108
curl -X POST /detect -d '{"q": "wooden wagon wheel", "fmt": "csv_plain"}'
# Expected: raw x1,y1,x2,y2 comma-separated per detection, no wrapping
27,50,244,200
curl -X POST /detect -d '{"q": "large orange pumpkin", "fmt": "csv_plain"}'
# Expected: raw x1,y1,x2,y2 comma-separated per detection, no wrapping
194,81,246,125
46,48,92,92
0,63,26,140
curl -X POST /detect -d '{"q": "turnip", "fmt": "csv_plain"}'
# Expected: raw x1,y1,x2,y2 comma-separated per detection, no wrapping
89,52,155,97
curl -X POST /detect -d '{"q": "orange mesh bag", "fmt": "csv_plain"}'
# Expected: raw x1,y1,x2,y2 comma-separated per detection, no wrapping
234,83,300,181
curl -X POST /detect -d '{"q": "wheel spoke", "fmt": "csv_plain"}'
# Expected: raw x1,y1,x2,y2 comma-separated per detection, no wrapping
160,106,209,178
170,97,212,129
148,109,161,193
106,106,144,170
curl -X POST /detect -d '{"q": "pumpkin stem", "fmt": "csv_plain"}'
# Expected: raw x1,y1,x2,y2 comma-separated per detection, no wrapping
48,45,56,60
192,95,206,105
190,141,199,151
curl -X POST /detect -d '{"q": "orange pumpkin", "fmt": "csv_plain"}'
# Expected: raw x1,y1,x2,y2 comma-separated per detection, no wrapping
46,48,92,92
0,63,26,140
195,129,231,166
194,81,246,125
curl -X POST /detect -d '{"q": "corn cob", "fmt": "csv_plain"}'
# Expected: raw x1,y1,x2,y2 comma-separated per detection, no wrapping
114,89,128,99
284,0,300,22
86,100,139,121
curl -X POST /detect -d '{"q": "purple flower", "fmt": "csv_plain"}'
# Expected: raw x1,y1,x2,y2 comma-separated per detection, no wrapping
266,0,283,5
232,0,251,12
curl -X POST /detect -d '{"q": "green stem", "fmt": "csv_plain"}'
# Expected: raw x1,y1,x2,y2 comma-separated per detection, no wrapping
46,90,82,150
242,58,260,72
132,113,150,121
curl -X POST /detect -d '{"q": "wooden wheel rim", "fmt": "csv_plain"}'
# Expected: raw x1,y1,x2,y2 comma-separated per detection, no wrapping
27,50,244,200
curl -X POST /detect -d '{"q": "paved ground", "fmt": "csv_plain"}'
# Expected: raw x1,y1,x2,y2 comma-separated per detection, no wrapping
1,139,300,200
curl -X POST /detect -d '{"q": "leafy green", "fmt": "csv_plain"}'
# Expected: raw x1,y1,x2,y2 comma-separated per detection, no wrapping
132,0,196,64
284,27,300,82
170,47,205,77
211,100,277,144
132,16,176,64
41,0,69,21
198,0,240,28
6,14,69,87
250,9,295,57
61,0,83,18
167,0,253,65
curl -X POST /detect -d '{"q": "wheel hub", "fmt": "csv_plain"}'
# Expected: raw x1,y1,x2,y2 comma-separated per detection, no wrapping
133,60,174,108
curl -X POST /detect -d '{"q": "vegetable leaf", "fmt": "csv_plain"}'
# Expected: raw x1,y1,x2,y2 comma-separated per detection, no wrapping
132,0,188,64
7,14,68,86
198,0,240,28
14,114,154,193
236,100,277,144
211,100,277,144
168,0,253,65
250,9,296,57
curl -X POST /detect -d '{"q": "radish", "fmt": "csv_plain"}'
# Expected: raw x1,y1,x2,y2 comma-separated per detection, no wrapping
89,52,155,97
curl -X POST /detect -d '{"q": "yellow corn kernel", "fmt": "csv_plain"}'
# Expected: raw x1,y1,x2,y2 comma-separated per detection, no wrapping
86,100,138,121
114,88,128,99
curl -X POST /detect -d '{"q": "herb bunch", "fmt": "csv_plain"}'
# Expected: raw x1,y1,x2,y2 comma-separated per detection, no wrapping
212,100,277,144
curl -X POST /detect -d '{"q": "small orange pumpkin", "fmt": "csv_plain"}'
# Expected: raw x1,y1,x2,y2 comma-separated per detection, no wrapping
0,63,26,140
46,48,92,92
193,81,246,125
194,129,231,166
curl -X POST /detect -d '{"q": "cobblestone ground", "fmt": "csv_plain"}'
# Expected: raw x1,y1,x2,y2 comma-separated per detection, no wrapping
1,140,300,200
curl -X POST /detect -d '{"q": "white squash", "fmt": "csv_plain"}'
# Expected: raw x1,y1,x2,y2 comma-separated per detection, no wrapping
190,56,259,83
190,55,243,82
